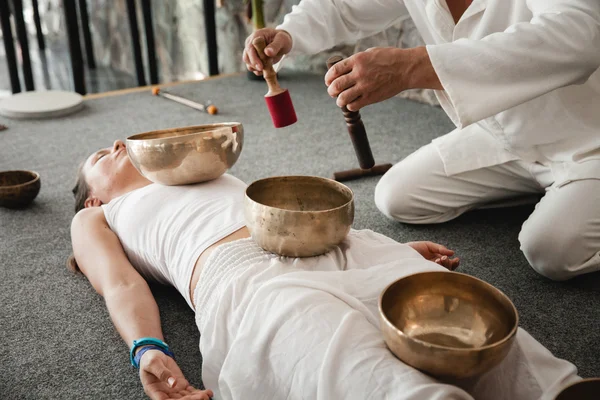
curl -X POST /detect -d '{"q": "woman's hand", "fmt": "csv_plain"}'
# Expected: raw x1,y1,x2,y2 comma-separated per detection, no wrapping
139,350,213,400
325,46,437,112
243,28,293,76
407,241,460,271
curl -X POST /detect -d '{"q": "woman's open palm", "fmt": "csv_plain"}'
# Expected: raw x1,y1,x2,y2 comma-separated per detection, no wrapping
408,241,460,271
139,350,213,400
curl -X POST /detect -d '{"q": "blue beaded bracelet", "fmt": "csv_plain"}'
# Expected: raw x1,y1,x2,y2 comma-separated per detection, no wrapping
130,337,175,368
133,345,175,369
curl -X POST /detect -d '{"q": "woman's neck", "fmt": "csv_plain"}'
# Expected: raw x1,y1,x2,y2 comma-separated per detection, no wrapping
108,178,153,203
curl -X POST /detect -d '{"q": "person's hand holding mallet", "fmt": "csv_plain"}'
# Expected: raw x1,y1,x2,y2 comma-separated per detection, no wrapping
326,55,392,181
252,37,297,128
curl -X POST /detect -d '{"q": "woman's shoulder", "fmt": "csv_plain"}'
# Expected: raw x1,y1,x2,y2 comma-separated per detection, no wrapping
72,206,107,227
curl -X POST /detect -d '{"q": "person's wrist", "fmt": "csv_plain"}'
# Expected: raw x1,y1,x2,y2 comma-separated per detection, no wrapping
133,345,175,369
404,46,442,90
130,337,174,368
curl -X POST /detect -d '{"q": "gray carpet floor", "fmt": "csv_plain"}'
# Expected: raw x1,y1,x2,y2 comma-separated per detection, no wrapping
1,72,598,399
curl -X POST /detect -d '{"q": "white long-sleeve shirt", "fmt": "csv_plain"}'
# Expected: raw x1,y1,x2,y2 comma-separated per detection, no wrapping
278,0,600,184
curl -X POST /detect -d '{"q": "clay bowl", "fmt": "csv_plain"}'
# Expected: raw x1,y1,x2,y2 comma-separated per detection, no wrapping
555,378,600,400
0,170,41,208
245,176,354,257
379,271,518,379
126,123,243,185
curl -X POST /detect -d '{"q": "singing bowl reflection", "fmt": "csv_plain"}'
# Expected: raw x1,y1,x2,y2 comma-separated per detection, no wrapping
245,176,354,257
554,378,600,400
379,271,518,379
0,170,41,208
126,123,243,185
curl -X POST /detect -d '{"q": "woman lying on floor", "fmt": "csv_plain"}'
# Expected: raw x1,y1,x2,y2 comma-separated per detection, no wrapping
69,140,580,400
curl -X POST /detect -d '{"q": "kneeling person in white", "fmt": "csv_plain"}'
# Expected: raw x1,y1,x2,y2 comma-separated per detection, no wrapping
243,0,600,281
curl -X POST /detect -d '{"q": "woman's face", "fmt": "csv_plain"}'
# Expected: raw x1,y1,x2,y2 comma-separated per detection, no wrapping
83,140,143,204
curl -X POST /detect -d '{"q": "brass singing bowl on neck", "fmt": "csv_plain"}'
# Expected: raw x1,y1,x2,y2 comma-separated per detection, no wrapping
379,271,519,379
126,123,244,185
245,176,354,257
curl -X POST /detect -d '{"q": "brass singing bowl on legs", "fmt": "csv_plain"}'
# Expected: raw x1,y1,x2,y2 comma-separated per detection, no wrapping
379,271,518,379
126,123,243,185
245,176,354,257
0,170,41,208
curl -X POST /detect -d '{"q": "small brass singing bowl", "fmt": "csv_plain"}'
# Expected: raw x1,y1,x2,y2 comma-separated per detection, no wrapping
554,378,600,400
0,170,41,208
245,176,354,257
126,123,244,185
379,271,518,379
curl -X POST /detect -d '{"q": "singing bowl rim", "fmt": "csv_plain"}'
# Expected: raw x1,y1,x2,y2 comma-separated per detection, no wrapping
126,122,243,143
554,377,600,399
379,270,519,353
0,170,41,189
245,175,354,214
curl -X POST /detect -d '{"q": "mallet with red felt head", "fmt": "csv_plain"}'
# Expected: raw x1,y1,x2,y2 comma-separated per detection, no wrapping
326,55,392,182
252,37,297,128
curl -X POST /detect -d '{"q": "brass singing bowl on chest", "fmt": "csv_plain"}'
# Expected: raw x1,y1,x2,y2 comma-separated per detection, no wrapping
126,123,243,185
379,271,518,379
245,176,354,257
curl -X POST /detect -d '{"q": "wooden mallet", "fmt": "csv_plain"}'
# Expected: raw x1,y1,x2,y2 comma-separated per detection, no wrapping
326,56,392,182
252,37,297,128
152,87,218,115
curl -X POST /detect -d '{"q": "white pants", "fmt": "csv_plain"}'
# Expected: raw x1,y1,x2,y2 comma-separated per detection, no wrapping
196,231,580,400
374,144,600,281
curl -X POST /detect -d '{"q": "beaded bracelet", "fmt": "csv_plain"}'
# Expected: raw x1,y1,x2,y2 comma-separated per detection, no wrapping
130,337,175,368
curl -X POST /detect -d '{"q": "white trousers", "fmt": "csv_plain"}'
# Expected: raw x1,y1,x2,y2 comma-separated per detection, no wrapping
374,143,600,281
196,231,580,400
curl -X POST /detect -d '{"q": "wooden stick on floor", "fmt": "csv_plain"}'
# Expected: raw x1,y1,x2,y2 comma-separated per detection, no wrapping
152,87,218,115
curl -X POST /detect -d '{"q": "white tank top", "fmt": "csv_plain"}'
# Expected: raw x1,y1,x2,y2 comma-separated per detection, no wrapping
101,174,246,309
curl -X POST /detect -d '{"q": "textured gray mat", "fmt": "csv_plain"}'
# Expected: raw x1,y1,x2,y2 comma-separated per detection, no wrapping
1,72,598,399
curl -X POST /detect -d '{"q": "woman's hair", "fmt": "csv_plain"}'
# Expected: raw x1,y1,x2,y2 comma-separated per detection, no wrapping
66,162,90,273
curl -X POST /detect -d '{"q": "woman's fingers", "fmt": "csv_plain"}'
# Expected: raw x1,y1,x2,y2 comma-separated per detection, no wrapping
143,356,176,388
180,390,214,400
435,256,460,271
430,242,454,256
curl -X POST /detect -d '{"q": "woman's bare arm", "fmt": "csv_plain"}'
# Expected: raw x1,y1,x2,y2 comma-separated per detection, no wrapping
70,207,213,399
71,207,163,345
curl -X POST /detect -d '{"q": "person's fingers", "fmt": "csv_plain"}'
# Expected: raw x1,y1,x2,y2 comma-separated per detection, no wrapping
325,57,353,86
143,357,177,388
337,86,362,109
181,391,213,400
327,74,355,98
146,386,170,400
264,32,286,57
246,44,263,71
450,257,460,270
428,242,454,256
346,95,369,112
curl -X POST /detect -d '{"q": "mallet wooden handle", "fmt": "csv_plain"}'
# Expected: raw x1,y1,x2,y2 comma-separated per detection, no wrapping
326,56,375,170
252,37,284,96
